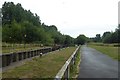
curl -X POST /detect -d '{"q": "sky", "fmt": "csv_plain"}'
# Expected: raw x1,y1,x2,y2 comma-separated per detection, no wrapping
0,0,119,38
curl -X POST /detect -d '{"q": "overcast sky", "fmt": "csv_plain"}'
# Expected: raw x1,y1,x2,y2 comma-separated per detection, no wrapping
0,0,119,38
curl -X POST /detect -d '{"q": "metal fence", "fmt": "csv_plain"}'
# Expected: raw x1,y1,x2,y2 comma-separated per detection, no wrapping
55,46,80,80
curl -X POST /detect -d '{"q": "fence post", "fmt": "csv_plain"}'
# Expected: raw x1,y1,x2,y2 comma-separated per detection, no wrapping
64,66,70,79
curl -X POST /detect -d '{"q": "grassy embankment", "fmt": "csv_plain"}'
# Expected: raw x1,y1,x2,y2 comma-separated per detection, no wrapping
88,43,119,61
2,47,77,78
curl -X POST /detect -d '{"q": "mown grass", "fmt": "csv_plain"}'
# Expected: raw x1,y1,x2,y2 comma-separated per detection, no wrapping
70,47,81,78
88,44,119,61
88,42,118,47
2,47,77,78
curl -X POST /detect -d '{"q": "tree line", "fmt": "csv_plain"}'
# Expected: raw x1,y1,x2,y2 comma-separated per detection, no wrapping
2,2,119,46
2,2,75,46
90,26,119,43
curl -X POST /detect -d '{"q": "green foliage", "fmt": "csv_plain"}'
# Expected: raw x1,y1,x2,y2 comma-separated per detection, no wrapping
75,35,87,45
90,26,119,43
2,2,74,46
64,35,74,46
102,28,119,43
102,32,112,43
95,34,101,42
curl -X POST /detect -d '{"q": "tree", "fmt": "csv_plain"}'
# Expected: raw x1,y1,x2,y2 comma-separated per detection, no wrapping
2,2,76,46
75,35,87,45
95,34,101,42
2,2,15,25
64,35,74,46
102,32,111,43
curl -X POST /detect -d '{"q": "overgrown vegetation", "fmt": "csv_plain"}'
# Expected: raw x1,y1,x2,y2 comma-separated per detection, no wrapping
88,43,119,61
70,47,81,78
2,47,77,78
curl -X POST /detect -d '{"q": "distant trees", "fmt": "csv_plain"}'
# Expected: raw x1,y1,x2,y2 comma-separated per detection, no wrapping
90,26,119,43
75,35,88,45
95,34,101,42
2,2,119,46
102,32,111,43
101,26,119,43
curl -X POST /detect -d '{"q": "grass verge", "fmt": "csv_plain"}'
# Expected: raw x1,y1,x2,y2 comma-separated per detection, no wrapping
70,47,81,78
2,47,77,78
88,45,119,61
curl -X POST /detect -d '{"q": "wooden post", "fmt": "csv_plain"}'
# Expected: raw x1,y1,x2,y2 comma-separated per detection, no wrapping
2,55,6,67
12,53,17,62
28,51,30,58
6,54,11,66
18,53,22,61
31,51,33,57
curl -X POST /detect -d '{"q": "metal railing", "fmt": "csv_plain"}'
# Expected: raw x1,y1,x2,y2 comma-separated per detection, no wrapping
55,46,80,80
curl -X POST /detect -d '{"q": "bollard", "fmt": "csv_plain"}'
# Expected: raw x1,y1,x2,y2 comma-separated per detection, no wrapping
39,53,42,57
